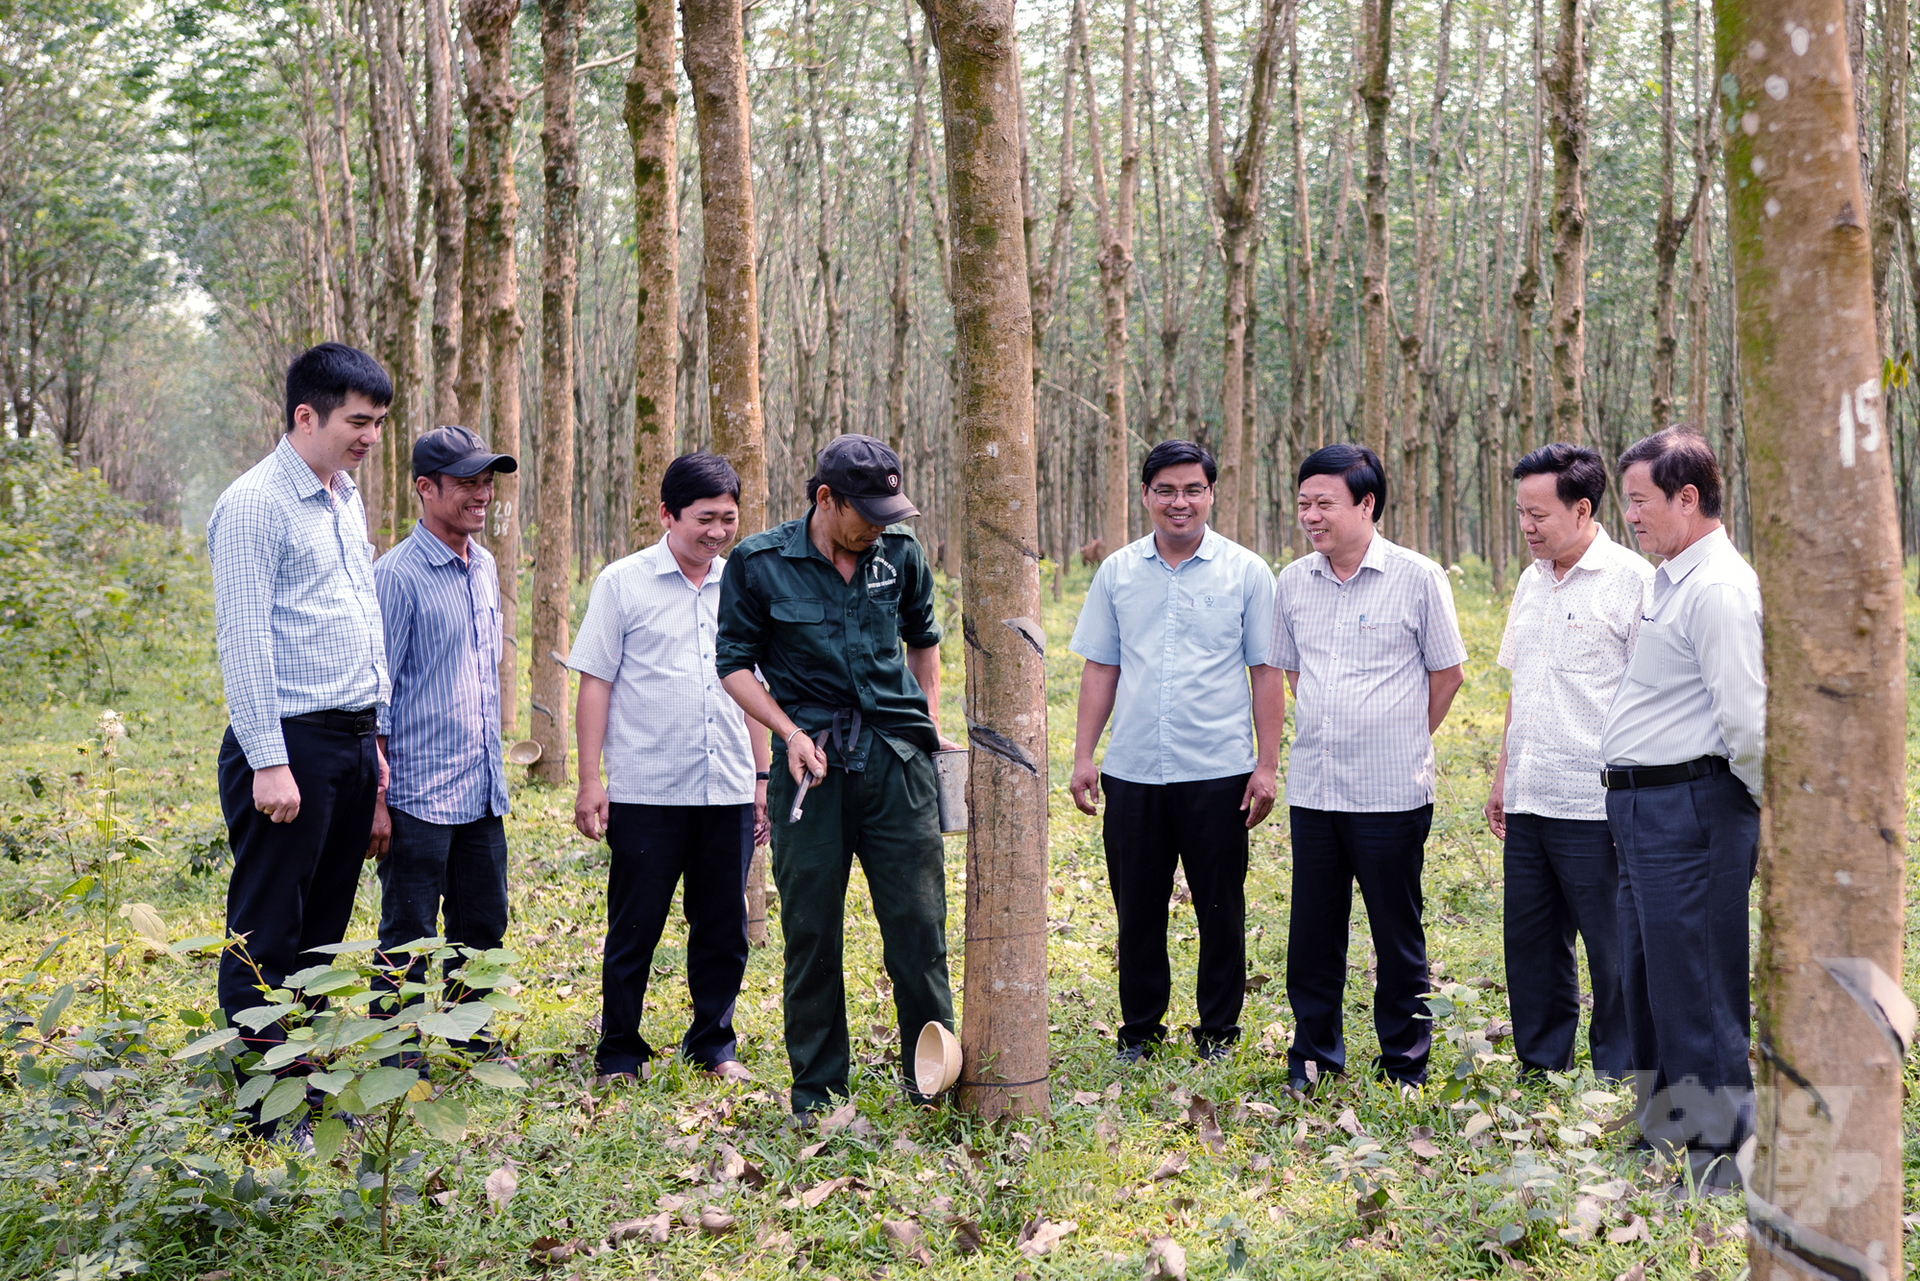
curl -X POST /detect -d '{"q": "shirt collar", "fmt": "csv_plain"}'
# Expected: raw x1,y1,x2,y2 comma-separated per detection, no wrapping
1656,525,1726,588
407,521,464,567
786,505,878,568
272,434,339,502
1309,530,1388,581
1138,526,1220,566
652,532,725,586
1544,524,1617,579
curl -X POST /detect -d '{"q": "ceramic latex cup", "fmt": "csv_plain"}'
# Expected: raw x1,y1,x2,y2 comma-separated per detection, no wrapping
914,1021,962,1097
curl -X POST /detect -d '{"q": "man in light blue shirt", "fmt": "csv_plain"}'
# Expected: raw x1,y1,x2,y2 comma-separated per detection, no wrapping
372,426,517,1061
1069,440,1284,1062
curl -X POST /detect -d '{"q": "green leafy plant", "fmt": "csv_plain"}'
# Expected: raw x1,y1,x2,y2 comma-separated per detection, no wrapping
190,935,529,1251
1322,1132,1398,1224
1420,982,1514,1108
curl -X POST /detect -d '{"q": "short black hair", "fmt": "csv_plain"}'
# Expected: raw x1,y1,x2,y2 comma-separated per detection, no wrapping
1297,443,1385,523
1617,426,1723,518
284,342,392,433
1140,439,1217,488
662,450,742,518
1512,442,1607,513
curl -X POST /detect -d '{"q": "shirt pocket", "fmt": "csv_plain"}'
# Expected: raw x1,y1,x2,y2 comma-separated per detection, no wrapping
1623,618,1694,692
1551,611,1615,674
1186,596,1244,651
771,597,826,625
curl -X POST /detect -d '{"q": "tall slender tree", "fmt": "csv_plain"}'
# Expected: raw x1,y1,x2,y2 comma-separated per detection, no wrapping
920,0,1050,1122
1395,0,1450,553
625,0,677,534
464,0,526,733
1199,0,1287,541
1356,0,1394,480
1543,0,1586,441
531,0,584,784
1510,0,1545,455
422,0,463,427
1081,0,1139,559
1649,0,1711,429
1719,3,1909,1278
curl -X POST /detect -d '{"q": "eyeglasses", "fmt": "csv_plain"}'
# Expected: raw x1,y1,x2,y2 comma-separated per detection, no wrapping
1148,485,1211,503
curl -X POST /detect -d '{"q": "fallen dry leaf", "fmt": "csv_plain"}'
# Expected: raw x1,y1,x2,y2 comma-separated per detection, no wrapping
698,1207,738,1235
800,1176,855,1209
1249,1153,1273,1172
198,1273,232,1281
1460,1111,1495,1140
1144,1234,1187,1280
1071,1090,1104,1106
1104,1081,1123,1100
1015,1217,1078,1258
1607,1214,1651,1245
1096,1113,1121,1155
720,1146,767,1190
1235,1099,1282,1122
1148,1152,1189,1182
484,1165,519,1214
1614,1264,1646,1281
665,1133,700,1154
893,1136,921,1154
654,1193,689,1212
1335,1108,1362,1136
526,1235,580,1265
755,1224,794,1251
1406,1125,1441,1160
947,1215,985,1254
818,1102,860,1134
882,1219,932,1267
1188,1096,1226,1155
798,1140,827,1160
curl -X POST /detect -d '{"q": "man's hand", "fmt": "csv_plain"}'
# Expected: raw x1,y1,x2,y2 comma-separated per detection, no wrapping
575,775,611,841
253,764,301,824
1483,788,1507,841
368,793,392,860
753,779,771,846
376,742,390,792
1069,758,1101,816
936,737,964,753
787,733,827,786
1240,763,1278,829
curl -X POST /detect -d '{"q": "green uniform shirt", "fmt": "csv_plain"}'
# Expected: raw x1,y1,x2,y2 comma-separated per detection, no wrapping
716,508,944,761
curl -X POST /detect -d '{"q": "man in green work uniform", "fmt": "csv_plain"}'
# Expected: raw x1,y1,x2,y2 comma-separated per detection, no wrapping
717,434,959,1118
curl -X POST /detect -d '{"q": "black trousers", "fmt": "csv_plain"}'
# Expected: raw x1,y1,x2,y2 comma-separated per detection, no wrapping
1102,773,1249,1052
597,801,753,1074
1286,805,1434,1084
1502,813,1631,1079
1607,769,1759,1154
216,719,379,1054
374,809,509,1038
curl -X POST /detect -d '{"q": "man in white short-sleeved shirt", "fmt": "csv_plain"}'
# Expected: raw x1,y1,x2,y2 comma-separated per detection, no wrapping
1485,444,1652,1085
570,452,771,1086
1269,444,1466,1095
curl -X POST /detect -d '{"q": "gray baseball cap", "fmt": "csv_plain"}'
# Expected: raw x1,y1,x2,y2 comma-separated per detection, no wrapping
413,425,518,479
815,434,918,524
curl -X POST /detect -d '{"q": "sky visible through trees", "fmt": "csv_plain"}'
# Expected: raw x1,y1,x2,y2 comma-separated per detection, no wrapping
2,0,1917,574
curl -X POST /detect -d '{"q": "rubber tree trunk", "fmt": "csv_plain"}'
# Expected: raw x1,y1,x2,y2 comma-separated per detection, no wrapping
1544,0,1586,442
1080,0,1137,560
920,0,1050,1121
1511,0,1545,456
464,0,525,735
423,0,463,427
1357,0,1393,475
684,0,771,940
532,0,583,785
624,0,677,538
1718,3,1911,1277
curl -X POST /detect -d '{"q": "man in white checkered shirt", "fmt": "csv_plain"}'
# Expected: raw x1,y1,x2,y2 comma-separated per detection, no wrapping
206,343,393,1138
1269,444,1466,1097
1485,443,1651,1086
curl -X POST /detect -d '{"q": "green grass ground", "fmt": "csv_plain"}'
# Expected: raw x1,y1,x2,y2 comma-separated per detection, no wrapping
1,546,1912,1280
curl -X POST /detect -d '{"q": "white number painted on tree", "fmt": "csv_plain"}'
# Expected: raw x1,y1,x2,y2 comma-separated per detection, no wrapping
1837,379,1882,468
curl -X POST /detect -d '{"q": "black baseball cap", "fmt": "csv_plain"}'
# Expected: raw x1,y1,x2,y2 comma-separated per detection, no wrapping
815,434,918,525
413,425,518,479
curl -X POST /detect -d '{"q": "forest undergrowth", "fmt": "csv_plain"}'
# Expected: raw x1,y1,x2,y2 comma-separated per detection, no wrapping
2,547,1916,1281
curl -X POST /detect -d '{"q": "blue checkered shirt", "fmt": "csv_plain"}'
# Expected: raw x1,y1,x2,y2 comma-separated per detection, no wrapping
374,522,510,824
207,436,390,769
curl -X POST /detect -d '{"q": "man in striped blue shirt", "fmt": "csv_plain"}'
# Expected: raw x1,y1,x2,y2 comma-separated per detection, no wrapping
372,426,517,1049
208,343,392,1128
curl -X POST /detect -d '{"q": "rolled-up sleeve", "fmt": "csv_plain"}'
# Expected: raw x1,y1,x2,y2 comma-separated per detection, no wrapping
714,553,768,681
1694,580,1766,799
209,492,289,769
1067,562,1121,665
898,536,942,650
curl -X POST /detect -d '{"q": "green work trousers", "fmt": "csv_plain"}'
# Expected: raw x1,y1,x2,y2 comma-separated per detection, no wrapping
768,739,953,1113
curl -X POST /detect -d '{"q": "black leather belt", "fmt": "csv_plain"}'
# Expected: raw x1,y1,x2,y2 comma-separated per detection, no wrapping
286,707,378,736
1600,754,1729,790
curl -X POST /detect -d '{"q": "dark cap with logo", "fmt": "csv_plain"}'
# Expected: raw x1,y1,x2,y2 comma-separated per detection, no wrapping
814,433,918,525
413,425,519,480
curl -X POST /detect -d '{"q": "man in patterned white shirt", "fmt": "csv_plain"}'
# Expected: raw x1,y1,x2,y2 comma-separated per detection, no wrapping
571,452,772,1086
207,343,392,1133
1270,444,1466,1096
1485,444,1651,1084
